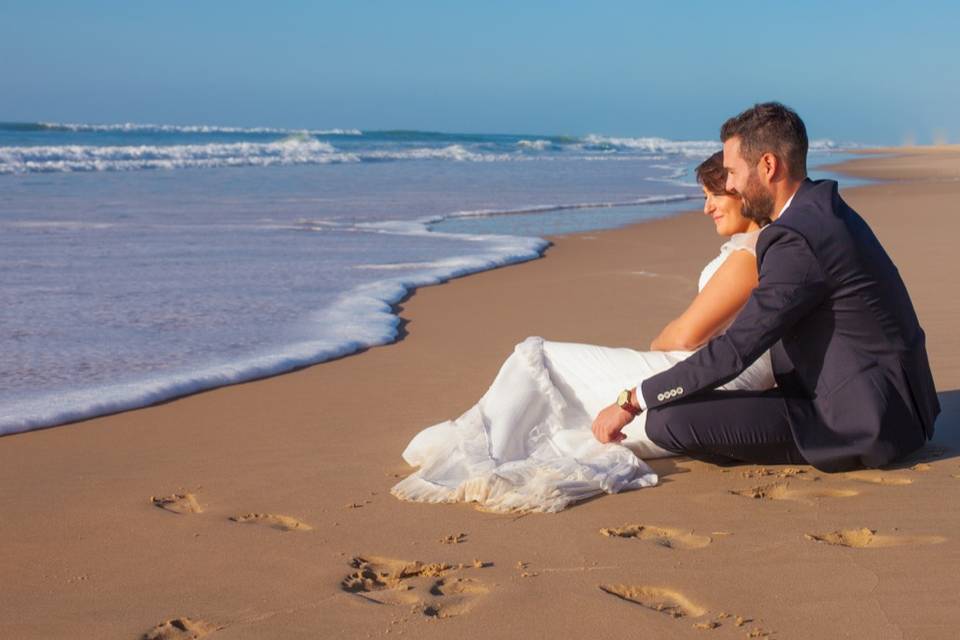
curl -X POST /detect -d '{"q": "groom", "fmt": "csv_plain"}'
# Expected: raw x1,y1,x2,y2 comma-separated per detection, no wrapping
593,102,940,472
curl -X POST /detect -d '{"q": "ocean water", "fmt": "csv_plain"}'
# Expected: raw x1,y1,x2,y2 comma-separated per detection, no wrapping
0,122,858,434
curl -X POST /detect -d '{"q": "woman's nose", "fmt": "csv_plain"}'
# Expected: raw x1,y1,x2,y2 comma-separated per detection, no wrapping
703,198,714,214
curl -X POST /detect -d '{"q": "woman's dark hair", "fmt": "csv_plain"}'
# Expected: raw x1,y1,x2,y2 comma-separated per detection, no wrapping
695,151,732,195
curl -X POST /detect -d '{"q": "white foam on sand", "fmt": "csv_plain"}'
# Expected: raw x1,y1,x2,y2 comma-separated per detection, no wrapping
0,225,547,436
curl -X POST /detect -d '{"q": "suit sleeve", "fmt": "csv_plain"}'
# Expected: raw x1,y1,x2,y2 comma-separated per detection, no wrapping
640,226,829,409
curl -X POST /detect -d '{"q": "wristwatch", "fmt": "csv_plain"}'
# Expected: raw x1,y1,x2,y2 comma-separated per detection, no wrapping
617,389,641,416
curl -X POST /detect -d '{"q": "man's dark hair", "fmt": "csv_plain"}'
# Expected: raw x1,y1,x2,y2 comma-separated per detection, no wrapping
720,102,808,180
695,151,733,195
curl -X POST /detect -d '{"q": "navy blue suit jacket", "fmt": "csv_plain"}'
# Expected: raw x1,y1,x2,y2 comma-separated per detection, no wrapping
641,179,939,471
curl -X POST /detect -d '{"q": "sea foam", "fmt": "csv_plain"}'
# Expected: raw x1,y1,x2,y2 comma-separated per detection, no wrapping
34,121,362,135
0,138,357,173
0,226,547,436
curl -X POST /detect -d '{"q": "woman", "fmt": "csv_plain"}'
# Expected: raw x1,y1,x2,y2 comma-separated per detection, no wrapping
392,152,773,513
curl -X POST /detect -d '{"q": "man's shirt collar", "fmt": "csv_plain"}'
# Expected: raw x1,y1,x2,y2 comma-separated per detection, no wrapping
775,190,798,220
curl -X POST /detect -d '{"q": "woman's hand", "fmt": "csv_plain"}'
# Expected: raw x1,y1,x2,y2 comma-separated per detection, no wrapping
591,403,635,443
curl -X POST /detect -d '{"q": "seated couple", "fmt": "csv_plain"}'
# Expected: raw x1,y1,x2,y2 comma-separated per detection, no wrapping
391,102,941,513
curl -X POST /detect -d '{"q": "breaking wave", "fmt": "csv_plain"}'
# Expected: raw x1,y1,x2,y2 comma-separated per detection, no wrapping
21,121,362,135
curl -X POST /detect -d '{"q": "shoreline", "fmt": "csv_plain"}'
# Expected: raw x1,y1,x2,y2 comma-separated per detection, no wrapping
2,148,959,639
1,153,860,437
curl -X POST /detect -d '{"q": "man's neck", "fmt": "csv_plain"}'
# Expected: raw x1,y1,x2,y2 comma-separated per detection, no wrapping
770,179,804,221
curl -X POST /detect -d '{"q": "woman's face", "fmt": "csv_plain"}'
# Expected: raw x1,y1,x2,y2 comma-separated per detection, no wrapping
702,186,756,237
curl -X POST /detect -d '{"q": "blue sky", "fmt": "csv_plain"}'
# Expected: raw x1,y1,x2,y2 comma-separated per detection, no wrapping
1,1,958,144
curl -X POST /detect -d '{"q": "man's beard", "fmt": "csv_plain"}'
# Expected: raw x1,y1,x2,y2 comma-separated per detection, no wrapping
738,170,776,223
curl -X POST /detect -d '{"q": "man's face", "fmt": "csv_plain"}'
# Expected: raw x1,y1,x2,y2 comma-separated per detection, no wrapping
722,137,750,195
723,136,775,222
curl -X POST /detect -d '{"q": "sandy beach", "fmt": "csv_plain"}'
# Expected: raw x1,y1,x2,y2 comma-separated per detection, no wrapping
2,149,959,639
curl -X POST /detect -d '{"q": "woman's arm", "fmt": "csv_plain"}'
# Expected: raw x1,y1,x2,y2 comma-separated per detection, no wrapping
649,250,758,351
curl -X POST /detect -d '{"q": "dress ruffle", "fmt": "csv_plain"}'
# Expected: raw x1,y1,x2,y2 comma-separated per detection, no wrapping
391,336,658,513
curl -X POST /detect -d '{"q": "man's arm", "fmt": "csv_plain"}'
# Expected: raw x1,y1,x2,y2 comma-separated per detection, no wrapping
640,227,829,410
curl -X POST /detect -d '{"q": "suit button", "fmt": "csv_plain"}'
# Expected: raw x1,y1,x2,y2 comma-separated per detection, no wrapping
678,387,684,394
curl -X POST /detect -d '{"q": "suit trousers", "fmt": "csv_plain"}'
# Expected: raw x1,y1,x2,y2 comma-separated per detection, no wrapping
645,389,807,466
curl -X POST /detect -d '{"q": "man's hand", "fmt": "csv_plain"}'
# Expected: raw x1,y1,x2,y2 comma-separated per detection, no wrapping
591,403,636,444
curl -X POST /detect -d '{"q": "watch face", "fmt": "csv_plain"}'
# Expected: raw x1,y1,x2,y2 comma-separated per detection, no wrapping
617,390,629,407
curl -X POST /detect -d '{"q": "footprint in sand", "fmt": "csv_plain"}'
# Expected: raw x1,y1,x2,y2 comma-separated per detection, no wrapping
151,493,203,514
739,466,809,480
805,528,946,548
600,586,769,634
439,532,467,544
599,584,707,619
141,617,221,639
731,481,857,504
599,524,712,550
228,513,312,532
844,470,914,486
342,555,489,619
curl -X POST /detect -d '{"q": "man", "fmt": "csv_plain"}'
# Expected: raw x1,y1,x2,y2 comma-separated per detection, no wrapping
592,102,939,472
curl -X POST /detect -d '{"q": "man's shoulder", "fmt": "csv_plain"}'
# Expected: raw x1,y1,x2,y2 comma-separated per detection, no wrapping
756,223,813,261
785,179,840,222
761,180,841,248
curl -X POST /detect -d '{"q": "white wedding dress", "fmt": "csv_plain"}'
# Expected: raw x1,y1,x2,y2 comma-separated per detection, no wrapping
392,231,775,513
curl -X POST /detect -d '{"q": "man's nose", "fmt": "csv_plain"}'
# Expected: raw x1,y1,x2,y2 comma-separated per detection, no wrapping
725,174,736,193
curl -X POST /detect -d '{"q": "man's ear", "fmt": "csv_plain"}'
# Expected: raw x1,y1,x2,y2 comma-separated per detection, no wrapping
757,152,779,183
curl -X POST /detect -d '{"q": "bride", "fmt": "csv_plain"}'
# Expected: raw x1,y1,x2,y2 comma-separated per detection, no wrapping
392,152,774,513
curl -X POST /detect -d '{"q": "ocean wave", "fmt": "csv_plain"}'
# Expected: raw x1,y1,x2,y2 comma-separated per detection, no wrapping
0,232,548,436
809,139,841,150
0,139,527,173
19,121,363,135
362,144,514,163
581,135,844,156
0,138,359,173
0,120,857,175
517,139,553,150
286,194,697,239
442,194,696,220
581,135,720,157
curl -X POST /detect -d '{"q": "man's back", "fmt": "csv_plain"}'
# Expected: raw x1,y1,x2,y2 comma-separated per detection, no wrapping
760,179,939,467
